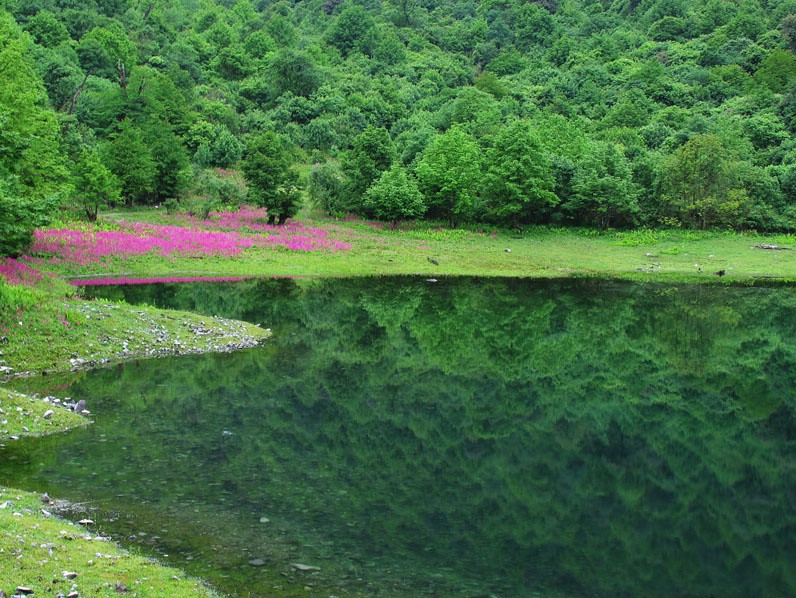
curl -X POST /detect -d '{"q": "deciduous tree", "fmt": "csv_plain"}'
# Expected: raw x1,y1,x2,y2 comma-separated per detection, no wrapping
242,132,302,225
363,165,425,227
415,125,481,228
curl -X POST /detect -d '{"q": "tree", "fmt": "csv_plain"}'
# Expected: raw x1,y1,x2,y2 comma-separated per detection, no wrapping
102,123,157,205
363,166,425,227
415,126,482,228
242,132,302,225
661,134,748,229
309,161,347,216
0,12,66,255
342,127,395,209
71,147,121,222
325,5,377,57
565,142,640,229
481,121,558,227
268,49,323,98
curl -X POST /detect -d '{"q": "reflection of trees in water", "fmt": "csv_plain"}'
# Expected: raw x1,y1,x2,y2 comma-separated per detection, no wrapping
13,278,796,596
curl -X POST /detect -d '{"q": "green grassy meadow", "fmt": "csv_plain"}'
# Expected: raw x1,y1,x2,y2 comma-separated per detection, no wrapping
52,210,796,283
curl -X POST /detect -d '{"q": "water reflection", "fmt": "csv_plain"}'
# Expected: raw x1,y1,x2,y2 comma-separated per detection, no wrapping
2,277,796,596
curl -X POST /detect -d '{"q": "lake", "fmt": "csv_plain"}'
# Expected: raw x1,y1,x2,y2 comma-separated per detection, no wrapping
2,277,795,596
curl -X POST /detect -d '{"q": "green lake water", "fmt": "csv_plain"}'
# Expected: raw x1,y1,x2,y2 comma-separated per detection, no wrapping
2,277,796,597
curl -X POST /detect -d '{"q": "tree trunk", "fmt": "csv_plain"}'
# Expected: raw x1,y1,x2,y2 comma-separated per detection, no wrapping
68,70,92,115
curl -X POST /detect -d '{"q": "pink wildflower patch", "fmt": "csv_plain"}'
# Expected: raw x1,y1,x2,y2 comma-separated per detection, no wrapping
30,210,351,266
0,258,44,286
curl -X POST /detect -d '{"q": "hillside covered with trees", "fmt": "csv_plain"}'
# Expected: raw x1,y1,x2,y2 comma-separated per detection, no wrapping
3,0,796,254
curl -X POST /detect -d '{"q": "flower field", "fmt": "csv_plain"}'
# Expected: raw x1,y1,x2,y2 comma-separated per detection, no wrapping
0,208,354,286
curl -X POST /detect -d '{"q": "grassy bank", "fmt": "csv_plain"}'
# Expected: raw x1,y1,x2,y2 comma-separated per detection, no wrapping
0,486,218,597
36,210,796,283
1,254,270,597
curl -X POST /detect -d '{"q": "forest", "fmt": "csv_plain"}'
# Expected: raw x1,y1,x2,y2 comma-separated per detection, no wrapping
3,0,796,255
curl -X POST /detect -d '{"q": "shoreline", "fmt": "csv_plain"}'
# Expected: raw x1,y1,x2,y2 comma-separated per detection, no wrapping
0,300,270,598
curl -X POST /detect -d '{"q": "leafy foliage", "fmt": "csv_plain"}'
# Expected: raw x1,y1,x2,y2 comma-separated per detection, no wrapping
363,165,425,226
4,0,796,232
416,126,482,227
241,132,302,224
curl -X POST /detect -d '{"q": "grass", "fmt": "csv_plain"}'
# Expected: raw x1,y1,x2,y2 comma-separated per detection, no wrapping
0,387,87,440
0,487,218,597
1,208,796,597
31,210,796,283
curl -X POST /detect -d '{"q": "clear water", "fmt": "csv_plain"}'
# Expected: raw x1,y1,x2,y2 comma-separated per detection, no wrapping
2,277,796,597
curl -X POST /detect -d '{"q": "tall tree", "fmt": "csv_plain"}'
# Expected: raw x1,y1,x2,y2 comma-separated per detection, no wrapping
0,12,66,255
242,132,302,225
71,147,121,222
415,125,481,228
481,121,558,227
566,142,640,229
342,126,395,208
661,134,748,229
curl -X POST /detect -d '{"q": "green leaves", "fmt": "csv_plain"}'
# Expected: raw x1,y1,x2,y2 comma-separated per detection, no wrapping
363,165,425,226
241,132,302,225
481,121,558,226
0,12,66,255
70,147,121,222
416,126,481,228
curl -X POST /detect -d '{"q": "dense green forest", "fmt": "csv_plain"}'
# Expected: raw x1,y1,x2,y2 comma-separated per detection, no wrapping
3,0,796,252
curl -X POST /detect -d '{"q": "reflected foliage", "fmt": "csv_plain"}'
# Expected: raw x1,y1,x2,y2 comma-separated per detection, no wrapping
3,278,796,596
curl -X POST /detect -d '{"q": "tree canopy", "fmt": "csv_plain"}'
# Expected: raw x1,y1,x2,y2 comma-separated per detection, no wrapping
4,0,796,253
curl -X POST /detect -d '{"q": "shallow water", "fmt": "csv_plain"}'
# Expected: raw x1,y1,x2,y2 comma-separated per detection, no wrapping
2,277,796,596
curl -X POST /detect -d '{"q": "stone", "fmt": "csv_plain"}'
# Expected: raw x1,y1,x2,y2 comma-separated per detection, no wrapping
248,558,267,566
291,563,321,572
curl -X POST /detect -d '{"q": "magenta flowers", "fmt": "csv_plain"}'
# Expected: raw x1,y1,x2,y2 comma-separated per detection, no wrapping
0,258,44,286
29,208,351,267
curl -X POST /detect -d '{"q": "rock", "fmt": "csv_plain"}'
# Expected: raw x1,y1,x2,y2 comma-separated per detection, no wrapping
42,493,50,504
73,400,87,413
42,410,54,419
291,563,321,572
15,588,34,595
62,571,78,579
248,558,267,567
752,243,791,250
78,519,94,525
259,516,270,523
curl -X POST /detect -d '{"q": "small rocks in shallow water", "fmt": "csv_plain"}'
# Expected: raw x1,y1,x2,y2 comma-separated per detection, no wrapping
248,558,267,566
291,563,321,572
